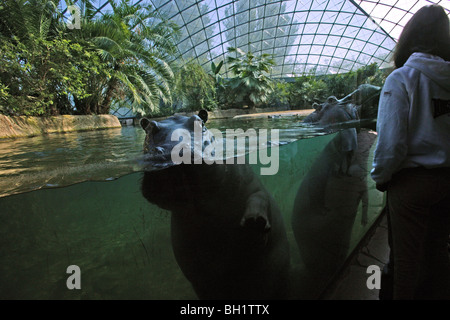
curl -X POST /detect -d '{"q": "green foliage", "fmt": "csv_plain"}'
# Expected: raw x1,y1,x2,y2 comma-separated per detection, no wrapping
0,82,9,113
289,77,329,109
0,0,63,115
226,47,276,109
266,80,290,108
321,63,386,99
0,31,108,115
211,60,224,78
287,63,387,109
65,0,180,115
174,60,217,111
0,0,63,42
360,63,387,87
210,59,225,89
0,0,388,117
321,74,355,100
0,0,179,116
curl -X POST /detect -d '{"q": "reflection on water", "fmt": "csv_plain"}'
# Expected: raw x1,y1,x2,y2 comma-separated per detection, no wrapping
291,129,382,297
0,115,384,299
0,127,144,197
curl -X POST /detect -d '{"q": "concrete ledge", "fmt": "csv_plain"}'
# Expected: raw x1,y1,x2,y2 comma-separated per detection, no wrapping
0,115,121,139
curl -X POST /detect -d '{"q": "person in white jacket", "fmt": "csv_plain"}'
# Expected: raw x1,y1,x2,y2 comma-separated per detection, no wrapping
371,4,450,299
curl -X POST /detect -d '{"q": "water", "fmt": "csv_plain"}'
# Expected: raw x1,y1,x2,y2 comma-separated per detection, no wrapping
0,116,384,299
0,117,325,198
0,126,145,198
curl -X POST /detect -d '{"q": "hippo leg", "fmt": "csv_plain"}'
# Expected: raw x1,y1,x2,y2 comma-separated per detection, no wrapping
338,150,354,177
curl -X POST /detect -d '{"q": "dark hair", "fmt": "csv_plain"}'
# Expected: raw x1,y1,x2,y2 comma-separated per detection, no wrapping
393,4,450,68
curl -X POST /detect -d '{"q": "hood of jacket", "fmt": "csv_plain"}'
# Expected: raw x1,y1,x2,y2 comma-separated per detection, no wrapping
404,52,450,90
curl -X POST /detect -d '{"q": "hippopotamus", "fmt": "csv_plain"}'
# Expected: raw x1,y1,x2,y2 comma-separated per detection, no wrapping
303,84,381,130
140,111,290,300
301,84,380,175
304,96,359,176
291,84,381,292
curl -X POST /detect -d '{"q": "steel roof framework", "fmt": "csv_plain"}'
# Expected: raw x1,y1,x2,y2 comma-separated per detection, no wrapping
74,0,450,77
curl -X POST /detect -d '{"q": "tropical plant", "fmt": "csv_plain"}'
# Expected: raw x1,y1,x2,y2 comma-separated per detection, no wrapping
266,80,290,109
67,0,180,115
359,63,387,87
321,74,354,100
285,63,387,110
288,77,329,109
0,0,107,115
0,0,63,43
300,79,329,108
173,60,216,111
226,47,276,109
321,63,386,99
210,60,224,87
0,0,179,116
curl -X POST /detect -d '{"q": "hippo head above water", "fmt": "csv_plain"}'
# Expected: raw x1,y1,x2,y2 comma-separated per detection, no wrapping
140,110,215,168
302,84,381,130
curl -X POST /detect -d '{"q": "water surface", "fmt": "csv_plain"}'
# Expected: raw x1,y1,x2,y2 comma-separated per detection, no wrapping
0,116,325,198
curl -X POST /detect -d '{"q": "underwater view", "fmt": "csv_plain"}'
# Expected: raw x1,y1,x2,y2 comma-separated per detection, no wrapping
4,0,450,303
0,115,384,300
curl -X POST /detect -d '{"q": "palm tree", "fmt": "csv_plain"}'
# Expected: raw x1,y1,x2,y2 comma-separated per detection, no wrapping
67,0,180,115
226,47,276,109
0,0,63,42
0,0,71,115
0,0,179,116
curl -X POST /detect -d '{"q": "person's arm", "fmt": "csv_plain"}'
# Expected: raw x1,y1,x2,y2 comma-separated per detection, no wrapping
371,73,410,191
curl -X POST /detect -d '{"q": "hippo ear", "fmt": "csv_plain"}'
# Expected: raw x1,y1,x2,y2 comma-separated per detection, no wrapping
140,118,160,134
140,118,150,131
198,109,208,124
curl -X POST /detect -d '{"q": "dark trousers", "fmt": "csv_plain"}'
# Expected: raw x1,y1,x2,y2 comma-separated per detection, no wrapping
387,167,450,300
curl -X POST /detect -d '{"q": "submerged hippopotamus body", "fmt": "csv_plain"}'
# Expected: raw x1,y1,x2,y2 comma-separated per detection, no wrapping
140,111,290,300
291,130,377,280
292,84,381,290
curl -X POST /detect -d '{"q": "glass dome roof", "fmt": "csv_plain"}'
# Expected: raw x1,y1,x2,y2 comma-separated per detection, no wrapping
84,0,450,77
